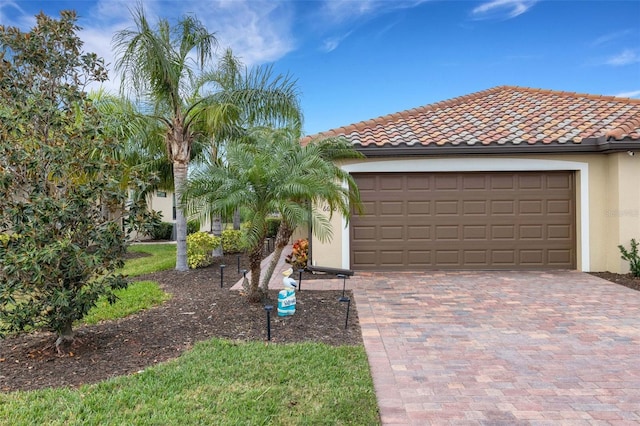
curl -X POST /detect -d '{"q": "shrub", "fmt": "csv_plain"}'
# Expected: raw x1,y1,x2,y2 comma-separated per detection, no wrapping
285,238,309,269
221,229,245,253
187,219,201,235
266,218,281,238
151,222,174,241
187,232,220,269
618,238,640,277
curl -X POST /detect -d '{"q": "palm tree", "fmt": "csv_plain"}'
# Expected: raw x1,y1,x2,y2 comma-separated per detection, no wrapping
113,6,300,271
259,132,364,292
183,127,362,302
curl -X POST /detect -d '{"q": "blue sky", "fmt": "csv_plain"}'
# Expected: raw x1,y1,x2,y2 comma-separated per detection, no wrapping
1,0,639,135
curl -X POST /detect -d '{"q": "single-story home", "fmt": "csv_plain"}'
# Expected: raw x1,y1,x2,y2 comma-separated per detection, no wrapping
305,86,640,274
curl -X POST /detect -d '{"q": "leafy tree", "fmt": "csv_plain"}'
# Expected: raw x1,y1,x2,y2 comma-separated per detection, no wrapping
183,127,362,302
113,6,300,271
0,12,132,351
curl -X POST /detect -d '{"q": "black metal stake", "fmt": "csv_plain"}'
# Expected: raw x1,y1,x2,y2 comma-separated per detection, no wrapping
220,264,226,288
264,305,273,341
339,296,351,329
337,273,347,298
298,269,304,291
241,269,247,279
237,254,241,274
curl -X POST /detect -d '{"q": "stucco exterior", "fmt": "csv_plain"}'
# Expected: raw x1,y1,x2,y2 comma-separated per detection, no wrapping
309,153,640,274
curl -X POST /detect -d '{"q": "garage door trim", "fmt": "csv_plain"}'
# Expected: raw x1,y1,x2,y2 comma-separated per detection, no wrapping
340,157,590,271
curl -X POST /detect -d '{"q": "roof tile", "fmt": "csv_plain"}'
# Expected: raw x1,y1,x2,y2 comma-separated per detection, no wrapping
305,86,640,148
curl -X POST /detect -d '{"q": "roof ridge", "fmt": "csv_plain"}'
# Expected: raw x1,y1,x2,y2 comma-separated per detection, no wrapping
504,85,640,103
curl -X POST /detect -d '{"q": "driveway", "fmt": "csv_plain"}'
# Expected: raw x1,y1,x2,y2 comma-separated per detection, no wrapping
350,271,640,425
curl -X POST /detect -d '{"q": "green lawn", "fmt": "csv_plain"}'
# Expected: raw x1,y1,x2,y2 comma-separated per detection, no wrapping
0,339,379,425
123,243,176,277
76,243,176,326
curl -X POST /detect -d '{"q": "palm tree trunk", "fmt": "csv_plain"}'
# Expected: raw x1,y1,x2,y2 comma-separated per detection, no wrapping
260,221,293,291
211,214,223,257
233,208,241,230
248,239,266,302
174,162,189,271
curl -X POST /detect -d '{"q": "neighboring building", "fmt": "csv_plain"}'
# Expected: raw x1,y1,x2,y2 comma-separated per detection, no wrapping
305,86,640,274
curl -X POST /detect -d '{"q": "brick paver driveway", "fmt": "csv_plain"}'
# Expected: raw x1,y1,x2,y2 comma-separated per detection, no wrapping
351,271,640,425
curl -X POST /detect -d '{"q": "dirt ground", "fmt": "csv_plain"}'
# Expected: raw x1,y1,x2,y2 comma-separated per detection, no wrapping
1,253,638,392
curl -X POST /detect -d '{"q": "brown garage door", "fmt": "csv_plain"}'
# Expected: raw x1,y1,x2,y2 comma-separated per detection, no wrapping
350,171,575,270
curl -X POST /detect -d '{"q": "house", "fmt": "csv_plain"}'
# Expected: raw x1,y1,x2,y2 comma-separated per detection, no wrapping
305,86,640,273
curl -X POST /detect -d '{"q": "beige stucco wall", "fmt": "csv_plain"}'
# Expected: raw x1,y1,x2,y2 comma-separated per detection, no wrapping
310,153,640,273
147,191,174,224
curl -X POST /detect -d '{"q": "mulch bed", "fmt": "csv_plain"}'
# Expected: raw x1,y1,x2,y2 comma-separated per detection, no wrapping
588,271,640,291
0,252,361,392
1,254,639,393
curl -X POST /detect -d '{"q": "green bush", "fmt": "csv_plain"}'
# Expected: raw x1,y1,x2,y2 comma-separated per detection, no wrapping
187,232,220,269
221,229,245,253
151,222,173,241
187,219,201,235
618,238,640,277
266,218,281,238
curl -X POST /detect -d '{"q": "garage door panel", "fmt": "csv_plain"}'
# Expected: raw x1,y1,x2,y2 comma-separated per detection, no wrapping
380,226,404,240
407,251,431,267
519,200,543,214
407,225,431,239
352,226,376,241
463,225,487,240
548,200,571,214
379,202,403,215
462,200,487,215
407,201,430,215
435,175,458,190
463,250,488,265
379,250,404,266
520,225,543,240
548,249,572,265
491,225,515,240
491,175,516,190
490,200,515,215
407,175,431,190
351,172,575,270
435,225,459,240
518,174,543,189
462,175,488,190
435,250,460,265
435,201,459,215
547,224,571,239
520,250,544,265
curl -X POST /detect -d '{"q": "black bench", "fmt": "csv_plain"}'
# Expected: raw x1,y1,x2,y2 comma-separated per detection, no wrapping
306,265,354,277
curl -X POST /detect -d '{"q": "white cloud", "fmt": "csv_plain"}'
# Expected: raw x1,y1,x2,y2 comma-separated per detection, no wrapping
320,0,429,24
613,90,640,99
606,49,640,66
321,31,353,53
314,0,428,51
471,0,538,20
590,29,633,47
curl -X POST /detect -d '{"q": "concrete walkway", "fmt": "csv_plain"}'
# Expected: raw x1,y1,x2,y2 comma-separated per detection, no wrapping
232,250,640,424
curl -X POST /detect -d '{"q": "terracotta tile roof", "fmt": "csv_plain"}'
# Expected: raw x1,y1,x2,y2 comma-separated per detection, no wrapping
306,86,640,148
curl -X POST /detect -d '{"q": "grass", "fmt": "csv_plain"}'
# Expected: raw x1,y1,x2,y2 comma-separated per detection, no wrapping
80,281,171,326
0,339,380,425
75,244,176,325
122,243,176,277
